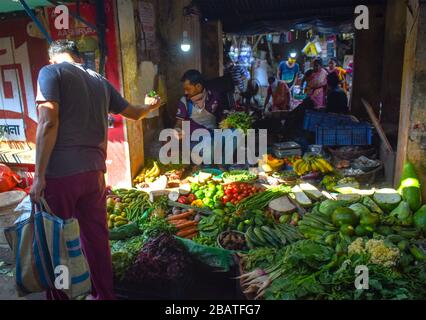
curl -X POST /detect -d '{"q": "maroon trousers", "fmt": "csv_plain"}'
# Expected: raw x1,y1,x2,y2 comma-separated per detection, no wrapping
44,171,115,300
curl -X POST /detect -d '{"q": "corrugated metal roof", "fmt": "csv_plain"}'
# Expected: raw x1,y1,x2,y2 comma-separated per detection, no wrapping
0,0,52,13
194,0,386,34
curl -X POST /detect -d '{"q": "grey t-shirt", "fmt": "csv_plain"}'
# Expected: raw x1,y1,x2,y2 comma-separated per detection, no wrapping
36,62,129,177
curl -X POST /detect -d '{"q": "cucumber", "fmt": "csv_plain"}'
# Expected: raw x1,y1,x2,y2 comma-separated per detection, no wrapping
246,227,264,247
256,226,280,247
298,225,325,236
409,246,426,261
298,219,327,231
273,228,291,244
253,227,269,246
261,226,283,246
303,215,336,230
245,236,256,249
397,240,409,251
392,226,420,238
376,225,394,236
386,234,406,244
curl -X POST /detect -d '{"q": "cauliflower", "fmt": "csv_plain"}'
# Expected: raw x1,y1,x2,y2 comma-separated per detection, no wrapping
348,238,400,267
365,239,400,267
348,237,367,255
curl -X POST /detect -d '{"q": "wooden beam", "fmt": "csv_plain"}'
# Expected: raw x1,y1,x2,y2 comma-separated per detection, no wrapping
201,20,224,79
116,0,145,181
395,0,420,186
361,98,393,153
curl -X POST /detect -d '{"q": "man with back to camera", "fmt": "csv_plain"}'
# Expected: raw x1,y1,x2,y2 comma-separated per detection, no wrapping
30,40,160,300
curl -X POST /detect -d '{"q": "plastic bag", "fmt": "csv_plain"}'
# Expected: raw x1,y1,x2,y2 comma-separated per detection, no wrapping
13,195,32,224
109,222,141,241
175,236,236,272
0,164,21,193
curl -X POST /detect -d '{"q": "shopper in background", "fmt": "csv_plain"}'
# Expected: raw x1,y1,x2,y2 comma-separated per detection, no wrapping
224,55,248,93
278,55,300,88
264,76,291,112
31,40,160,300
305,58,328,110
327,58,348,93
326,72,349,114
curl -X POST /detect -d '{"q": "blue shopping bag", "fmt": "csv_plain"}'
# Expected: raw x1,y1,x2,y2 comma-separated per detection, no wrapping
4,198,91,299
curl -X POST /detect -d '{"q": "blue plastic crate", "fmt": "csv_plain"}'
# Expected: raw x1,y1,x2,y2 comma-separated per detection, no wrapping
315,123,374,146
303,110,358,132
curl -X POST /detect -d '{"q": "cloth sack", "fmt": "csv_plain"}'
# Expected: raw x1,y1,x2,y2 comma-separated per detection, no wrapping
4,198,91,299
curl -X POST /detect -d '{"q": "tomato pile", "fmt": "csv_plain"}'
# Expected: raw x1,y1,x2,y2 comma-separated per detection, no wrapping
222,182,263,205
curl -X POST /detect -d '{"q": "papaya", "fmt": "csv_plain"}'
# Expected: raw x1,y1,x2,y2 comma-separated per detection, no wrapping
340,224,355,236
360,211,380,226
332,207,359,227
398,162,422,212
414,205,426,234
388,201,413,226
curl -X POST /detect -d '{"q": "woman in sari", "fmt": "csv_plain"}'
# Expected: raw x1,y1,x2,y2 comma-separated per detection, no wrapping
306,58,328,109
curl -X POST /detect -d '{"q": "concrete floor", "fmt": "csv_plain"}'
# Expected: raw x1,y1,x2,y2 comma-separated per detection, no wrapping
0,247,44,300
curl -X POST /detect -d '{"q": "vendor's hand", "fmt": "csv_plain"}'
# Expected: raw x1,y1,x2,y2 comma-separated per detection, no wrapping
144,95,161,111
30,175,46,203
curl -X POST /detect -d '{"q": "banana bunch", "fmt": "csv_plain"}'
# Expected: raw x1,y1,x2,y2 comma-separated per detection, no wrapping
133,168,147,184
144,161,161,183
133,161,161,185
293,155,334,176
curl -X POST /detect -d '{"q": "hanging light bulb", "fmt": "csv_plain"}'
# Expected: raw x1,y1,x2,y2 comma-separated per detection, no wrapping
181,31,191,52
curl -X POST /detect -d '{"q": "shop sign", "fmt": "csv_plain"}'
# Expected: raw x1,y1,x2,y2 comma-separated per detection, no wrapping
0,32,41,145
0,119,26,141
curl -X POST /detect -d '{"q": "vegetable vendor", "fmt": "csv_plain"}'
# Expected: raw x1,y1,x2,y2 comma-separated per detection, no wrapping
175,69,222,137
174,70,233,164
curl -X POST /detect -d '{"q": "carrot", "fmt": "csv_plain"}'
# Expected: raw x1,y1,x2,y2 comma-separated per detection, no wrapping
176,227,198,237
166,211,193,221
184,232,198,239
168,219,189,225
176,221,197,230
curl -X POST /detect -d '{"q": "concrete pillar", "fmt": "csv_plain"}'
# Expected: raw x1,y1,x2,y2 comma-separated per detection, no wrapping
395,0,426,199
201,20,223,79
380,0,407,139
157,0,201,128
117,0,144,181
